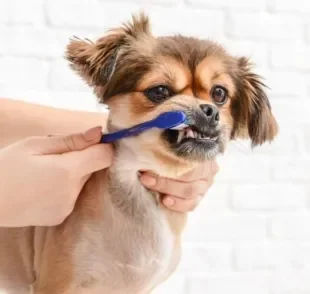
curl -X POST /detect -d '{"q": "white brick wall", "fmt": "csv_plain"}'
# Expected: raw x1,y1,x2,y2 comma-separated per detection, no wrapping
0,0,309,293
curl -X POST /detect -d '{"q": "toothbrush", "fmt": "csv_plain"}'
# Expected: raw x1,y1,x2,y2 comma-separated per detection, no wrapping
100,111,189,143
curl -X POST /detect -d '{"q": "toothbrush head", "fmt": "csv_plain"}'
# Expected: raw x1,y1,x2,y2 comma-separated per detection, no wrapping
153,111,189,130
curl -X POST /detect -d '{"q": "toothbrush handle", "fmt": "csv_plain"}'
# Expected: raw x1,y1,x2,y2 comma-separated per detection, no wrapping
100,121,153,143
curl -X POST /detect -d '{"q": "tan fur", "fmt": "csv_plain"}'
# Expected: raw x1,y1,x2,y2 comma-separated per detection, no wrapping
195,56,236,98
0,13,278,294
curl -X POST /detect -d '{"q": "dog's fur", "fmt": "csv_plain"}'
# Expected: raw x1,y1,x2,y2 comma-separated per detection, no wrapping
0,14,278,294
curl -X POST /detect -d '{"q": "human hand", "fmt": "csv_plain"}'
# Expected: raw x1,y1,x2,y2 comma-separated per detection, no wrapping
140,161,219,212
0,127,113,227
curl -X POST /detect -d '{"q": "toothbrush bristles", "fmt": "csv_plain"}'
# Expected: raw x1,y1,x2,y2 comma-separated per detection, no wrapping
170,123,189,130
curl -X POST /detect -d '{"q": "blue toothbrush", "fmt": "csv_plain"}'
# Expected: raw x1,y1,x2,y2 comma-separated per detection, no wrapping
100,111,188,143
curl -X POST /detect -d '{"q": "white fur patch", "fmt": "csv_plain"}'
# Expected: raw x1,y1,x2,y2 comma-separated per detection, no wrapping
71,146,176,293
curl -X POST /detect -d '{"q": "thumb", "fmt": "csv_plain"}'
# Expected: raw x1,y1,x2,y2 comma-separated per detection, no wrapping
27,126,103,155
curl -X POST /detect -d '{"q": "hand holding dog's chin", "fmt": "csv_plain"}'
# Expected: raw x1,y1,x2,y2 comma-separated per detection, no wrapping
0,127,113,227
140,161,219,213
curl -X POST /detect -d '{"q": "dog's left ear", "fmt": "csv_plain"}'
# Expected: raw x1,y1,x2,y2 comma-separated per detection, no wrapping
231,57,278,147
65,34,123,88
66,12,151,89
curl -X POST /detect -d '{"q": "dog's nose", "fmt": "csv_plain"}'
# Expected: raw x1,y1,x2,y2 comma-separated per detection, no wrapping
200,104,220,126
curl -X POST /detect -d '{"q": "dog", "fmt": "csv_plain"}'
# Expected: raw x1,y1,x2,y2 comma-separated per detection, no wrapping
0,13,278,294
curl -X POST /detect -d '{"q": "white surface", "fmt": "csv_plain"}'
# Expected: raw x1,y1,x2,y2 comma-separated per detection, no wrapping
0,0,309,293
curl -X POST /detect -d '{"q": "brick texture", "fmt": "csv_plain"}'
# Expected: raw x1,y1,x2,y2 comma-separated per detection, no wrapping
270,0,310,13
189,0,266,10
0,0,44,25
228,13,302,40
231,184,308,210
1,0,309,293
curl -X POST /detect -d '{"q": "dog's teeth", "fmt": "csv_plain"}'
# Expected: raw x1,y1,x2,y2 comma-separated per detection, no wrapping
177,133,181,143
177,130,184,143
174,127,218,143
186,128,195,138
182,130,186,141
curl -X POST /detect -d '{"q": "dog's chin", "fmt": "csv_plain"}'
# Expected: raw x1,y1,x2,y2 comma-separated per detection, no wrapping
162,127,224,161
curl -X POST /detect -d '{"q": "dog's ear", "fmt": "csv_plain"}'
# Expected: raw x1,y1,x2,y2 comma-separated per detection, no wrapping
231,57,278,146
66,12,151,88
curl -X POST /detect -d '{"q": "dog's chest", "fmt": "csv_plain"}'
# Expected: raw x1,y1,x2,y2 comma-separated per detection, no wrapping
72,184,175,294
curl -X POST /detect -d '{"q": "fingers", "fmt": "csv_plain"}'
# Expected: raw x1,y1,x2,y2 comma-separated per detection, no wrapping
60,143,114,176
79,173,92,189
140,161,220,213
177,160,220,182
140,174,208,199
162,195,203,212
25,126,103,155
20,125,112,178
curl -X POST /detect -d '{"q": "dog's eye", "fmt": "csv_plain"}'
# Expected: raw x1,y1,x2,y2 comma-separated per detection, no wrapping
211,85,228,105
144,85,173,103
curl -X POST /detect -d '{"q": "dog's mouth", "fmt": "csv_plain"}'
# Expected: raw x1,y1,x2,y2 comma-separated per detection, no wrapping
165,125,219,145
163,123,223,161
173,126,219,143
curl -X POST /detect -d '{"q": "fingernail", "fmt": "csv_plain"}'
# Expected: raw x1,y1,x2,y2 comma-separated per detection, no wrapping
140,175,157,187
164,197,175,207
83,126,102,142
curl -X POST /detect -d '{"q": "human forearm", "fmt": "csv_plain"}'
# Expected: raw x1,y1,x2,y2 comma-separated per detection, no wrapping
0,98,108,147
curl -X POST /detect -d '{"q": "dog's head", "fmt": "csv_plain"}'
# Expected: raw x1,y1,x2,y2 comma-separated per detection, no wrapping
66,13,278,175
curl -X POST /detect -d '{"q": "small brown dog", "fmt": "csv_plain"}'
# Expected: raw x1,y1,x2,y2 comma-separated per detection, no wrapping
0,13,278,294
